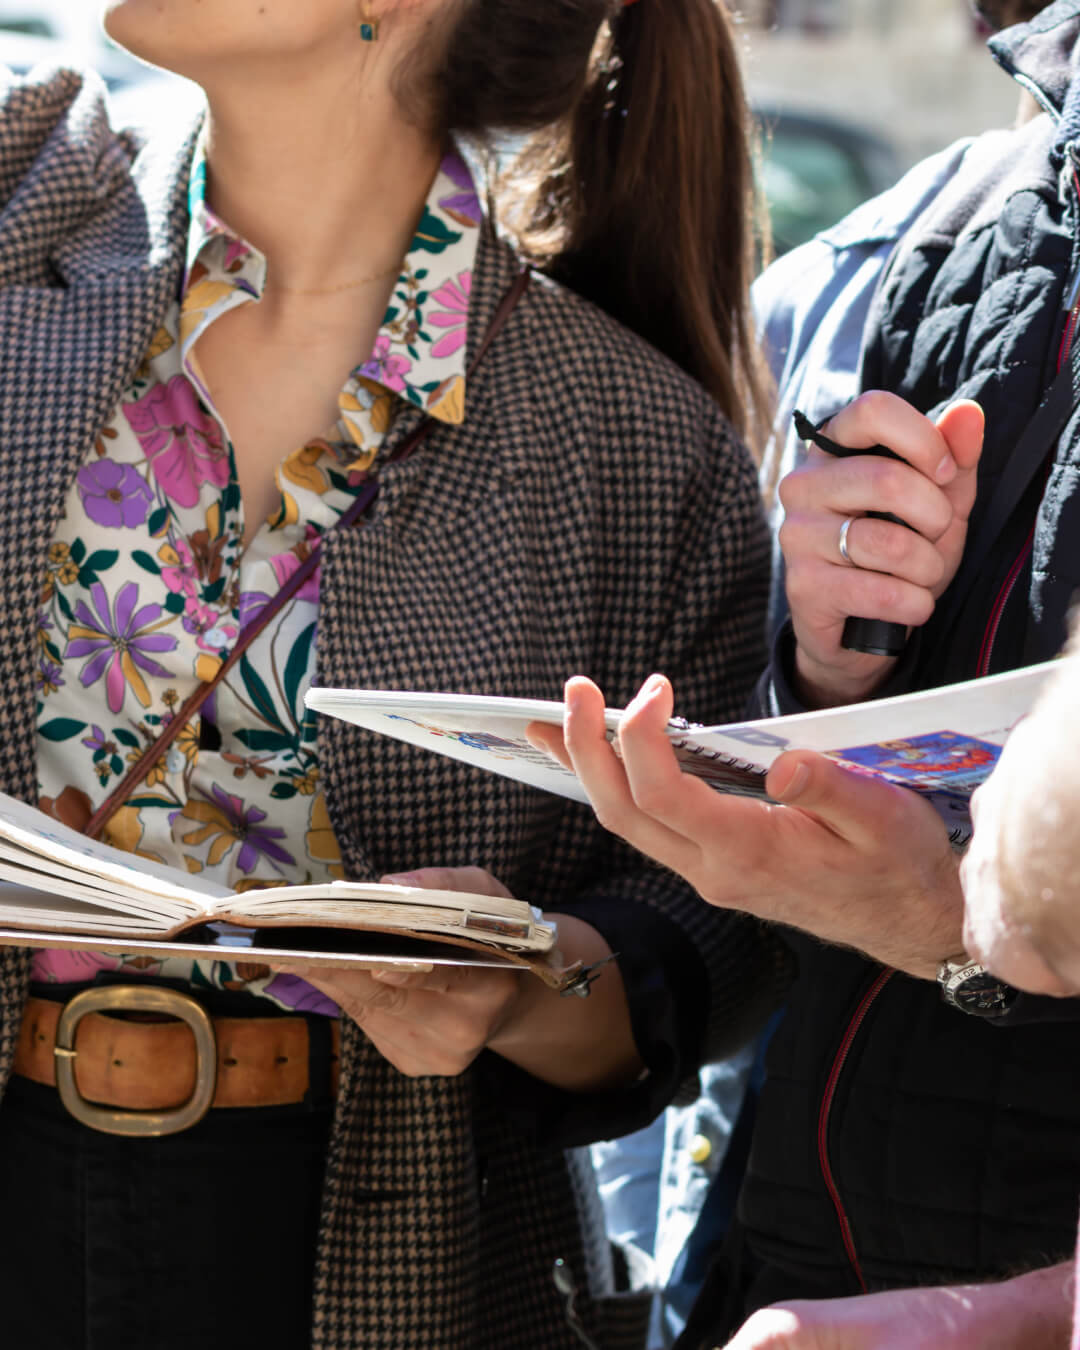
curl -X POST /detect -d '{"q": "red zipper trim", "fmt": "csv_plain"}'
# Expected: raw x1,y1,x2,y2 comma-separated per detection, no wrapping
817,967,894,1294
976,521,1036,677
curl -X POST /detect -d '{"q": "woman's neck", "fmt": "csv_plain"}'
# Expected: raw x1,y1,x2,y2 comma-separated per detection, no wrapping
201,64,443,298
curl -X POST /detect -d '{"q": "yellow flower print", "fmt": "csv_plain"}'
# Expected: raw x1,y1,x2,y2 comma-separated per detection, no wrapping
103,805,166,864
294,767,319,797
127,747,166,788
306,793,344,878
177,797,240,868
48,542,70,566
342,376,395,434
180,279,237,344
281,443,330,496
195,653,222,683
177,721,200,764
58,561,79,586
426,374,466,425
145,327,175,362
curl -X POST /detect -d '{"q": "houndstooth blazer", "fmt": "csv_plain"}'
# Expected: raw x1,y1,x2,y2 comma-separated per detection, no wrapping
0,69,791,1349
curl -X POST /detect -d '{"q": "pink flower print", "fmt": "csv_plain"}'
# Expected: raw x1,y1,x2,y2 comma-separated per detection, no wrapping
270,538,320,605
65,582,177,713
182,597,238,653
427,271,471,359
223,239,251,272
437,153,482,228
359,335,412,393
76,459,153,529
122,376,230,509
160,537,200,599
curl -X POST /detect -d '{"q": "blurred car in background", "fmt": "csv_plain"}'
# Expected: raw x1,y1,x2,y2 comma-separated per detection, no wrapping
755,106,902,255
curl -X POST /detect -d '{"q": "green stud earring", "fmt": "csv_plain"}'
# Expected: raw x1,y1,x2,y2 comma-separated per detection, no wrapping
359,10,379,40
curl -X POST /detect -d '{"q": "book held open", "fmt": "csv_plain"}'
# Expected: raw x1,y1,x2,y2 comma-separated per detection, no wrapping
0,793,565,983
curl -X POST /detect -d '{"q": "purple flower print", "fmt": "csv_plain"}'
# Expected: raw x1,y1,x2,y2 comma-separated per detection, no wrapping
209,785,295,874
263,972,340,1017
37,658,63,695
437,153,482,228
122,376,230,509
237,589,271,629
427,271,471,359
76,459,153,529
81,725,111,753
359,335,412,393
65,581,178,713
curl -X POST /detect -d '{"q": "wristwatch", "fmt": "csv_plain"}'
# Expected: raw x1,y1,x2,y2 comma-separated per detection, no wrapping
937,956,1020,1017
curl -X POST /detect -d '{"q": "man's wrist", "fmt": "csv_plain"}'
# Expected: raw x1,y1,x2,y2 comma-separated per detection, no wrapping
793,643,900,709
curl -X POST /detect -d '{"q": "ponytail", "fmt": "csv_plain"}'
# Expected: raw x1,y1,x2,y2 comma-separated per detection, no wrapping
422,0,773,455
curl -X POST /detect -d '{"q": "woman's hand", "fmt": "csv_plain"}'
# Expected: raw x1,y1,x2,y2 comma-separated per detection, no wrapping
530,675,963,979
278,866,642,1089
779,393,983,707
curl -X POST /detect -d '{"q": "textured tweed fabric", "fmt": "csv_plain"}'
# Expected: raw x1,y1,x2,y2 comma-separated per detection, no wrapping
0,68,789,1349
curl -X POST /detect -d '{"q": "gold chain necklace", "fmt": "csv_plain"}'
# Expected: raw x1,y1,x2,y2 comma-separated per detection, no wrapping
272,260,402,298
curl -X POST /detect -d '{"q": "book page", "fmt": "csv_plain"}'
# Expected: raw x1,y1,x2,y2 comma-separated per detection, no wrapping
307,663,1057,828
0,793,229,921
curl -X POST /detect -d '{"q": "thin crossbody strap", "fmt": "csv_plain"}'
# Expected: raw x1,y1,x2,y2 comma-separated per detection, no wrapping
83,265,532,840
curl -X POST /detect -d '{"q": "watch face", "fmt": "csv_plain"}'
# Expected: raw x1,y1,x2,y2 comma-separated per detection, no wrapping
947,968,1019,1016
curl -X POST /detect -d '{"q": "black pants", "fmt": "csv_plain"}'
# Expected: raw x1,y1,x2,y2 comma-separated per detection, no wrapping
0,1074,332,1350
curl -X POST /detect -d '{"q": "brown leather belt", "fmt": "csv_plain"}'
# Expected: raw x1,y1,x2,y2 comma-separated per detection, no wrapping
13,988,339,1138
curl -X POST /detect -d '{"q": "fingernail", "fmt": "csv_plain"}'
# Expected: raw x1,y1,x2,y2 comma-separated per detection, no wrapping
935,454,957,484
381,872,416,886
774,761,810,802
645,673,666,697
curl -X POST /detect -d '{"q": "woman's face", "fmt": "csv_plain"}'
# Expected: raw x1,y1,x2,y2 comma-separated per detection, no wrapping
101,0,434,84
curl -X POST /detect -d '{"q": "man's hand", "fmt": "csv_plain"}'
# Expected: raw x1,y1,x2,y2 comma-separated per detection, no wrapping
530,675,962,978
780,394,984,707
723,1263,1075,1349
277,866,642,1090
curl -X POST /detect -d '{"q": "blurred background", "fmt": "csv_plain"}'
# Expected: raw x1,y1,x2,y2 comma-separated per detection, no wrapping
0,0,1019,255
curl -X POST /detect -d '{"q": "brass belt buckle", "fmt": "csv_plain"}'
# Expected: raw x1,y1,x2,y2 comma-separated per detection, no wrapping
54,986,217,1138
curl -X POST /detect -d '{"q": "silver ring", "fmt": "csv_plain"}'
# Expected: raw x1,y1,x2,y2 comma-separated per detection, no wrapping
838,516,856,566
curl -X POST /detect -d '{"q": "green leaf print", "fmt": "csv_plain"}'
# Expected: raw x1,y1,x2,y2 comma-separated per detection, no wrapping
132,550,161,576
84,550,119,574
410,207,462,255
38,718,87,742
283,622,316,716
146,506,170,538
239,654,284,730
164,592,185,616
204,578,226,604
112,728,140,748
69,538,86,566
270,781,298,800
234,728,295,754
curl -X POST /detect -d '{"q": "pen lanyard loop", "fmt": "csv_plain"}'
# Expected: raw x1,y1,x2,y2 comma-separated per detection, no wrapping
81,265,532,841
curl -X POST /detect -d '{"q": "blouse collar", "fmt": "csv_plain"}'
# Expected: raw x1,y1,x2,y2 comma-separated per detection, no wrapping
180,141,484,444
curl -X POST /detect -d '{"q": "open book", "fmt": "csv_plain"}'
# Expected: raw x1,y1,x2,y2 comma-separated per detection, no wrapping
306,660,1057,847
0,793,562,981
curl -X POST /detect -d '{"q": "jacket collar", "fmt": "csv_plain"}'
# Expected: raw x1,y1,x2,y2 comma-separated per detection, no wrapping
989,0,1080,119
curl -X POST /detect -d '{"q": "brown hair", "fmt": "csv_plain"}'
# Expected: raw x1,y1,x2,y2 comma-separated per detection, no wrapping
414,0,773,457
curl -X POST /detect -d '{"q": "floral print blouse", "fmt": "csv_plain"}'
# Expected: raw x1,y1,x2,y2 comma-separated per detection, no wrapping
32,145,483,1014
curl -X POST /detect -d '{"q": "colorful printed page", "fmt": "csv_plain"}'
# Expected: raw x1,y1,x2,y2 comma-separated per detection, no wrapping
306,661,1057,820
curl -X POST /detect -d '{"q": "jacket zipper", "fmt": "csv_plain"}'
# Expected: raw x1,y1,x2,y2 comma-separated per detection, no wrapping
816,967,894,1294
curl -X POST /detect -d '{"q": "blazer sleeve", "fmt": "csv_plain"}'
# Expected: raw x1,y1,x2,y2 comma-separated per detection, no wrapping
484,409,796,1149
